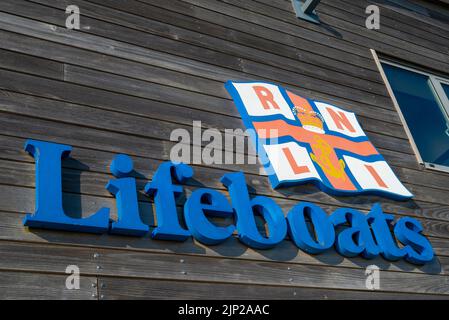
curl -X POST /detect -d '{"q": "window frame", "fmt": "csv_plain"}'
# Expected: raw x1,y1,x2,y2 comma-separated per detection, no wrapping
371,51,449,173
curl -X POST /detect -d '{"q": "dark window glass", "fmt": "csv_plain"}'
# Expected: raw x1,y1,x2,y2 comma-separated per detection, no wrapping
382,63,449,167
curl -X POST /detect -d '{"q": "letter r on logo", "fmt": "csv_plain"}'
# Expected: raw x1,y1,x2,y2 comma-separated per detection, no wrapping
253,86,280,110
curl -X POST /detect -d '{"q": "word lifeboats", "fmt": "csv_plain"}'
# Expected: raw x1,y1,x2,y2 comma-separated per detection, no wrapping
23,139,434,265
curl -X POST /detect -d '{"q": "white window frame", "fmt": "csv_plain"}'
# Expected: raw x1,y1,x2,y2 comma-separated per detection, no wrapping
371,49,449,174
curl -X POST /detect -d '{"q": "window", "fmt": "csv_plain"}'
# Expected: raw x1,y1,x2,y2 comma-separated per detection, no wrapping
380,61,449,172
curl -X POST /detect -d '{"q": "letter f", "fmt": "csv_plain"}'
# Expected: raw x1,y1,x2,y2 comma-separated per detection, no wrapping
144,161,192,241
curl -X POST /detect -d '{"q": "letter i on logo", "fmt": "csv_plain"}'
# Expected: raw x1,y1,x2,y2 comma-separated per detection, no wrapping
106,154,149,236
365,165,387,188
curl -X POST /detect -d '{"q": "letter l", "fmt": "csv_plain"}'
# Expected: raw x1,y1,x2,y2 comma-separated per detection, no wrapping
23,139,109,233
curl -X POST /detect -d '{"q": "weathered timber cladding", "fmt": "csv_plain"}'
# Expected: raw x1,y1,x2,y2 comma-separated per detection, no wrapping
0,0,448,299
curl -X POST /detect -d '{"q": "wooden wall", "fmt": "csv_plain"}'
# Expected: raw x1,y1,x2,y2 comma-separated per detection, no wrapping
0,0,448,299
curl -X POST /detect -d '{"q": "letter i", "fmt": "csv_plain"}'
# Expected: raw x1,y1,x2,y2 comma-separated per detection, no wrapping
106,154,149,236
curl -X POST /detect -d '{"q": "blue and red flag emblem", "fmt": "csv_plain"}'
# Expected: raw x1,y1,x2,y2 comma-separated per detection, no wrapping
225,81,413,200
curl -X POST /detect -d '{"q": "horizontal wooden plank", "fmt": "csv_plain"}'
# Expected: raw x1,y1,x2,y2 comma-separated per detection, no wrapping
0,47,407,141
0,182,154,223
0,44,394,134
213,0,449,73
0,11,404,125
0,36,399,137
0,270,96,299
26,0,378,72
13,239,442,295
0,62,408,153
1,162,448,240
0,1,398,111
65,64,403,142
28,0,388,96
0,64,413,157
262,0,449,46
315,4,449,69
274,0,449,38
0,128,448,225
146,0,372,59
427,237,449,259
0,238,447,296
1,209,448,275
0,12,239,86
0,35,229,103
0,67,412,153
0,111,447,223
5,154,449,248
0,0,446,300
181,0,448,70
0,127,445,212
1,147,449,236
373,0,449,36
268,0,449,57
0,240,445,299
0,241,447,296
93,0,382,74
0,130,445,221
1,101,449,213
0,125,422,175
0,123,416,184
0,240,97,274
84,0,385,83
97,276,449,299
324,0,449,47
0,45,63,79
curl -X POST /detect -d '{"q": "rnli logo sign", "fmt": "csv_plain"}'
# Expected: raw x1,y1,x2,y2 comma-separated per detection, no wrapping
225,81,413,200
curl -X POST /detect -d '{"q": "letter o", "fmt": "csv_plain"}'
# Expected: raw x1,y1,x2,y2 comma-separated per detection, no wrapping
287,202,335,254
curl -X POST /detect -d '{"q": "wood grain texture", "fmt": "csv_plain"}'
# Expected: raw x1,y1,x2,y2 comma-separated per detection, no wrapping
0,270,96,300
0,212,447,275
0,0,448,299
0,4,404,124
0,239,448,296
0,115,446,223
97,277,449,300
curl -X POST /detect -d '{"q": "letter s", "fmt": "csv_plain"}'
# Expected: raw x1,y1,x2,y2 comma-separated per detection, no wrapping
394,217,434,264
